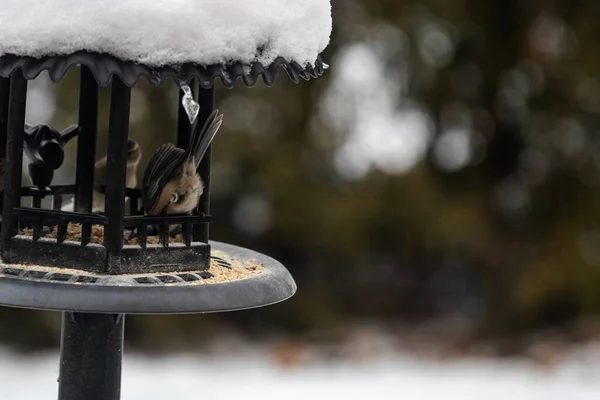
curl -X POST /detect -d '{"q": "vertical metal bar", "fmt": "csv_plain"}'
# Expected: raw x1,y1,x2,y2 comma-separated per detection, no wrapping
53,194,63,210
159,221,168,247
58,312,125,400
0,77,9,218
57,219,68,244
128,193,138,215
0,77,10,160
32,218,41,242
138,223,147,249
176,79,197,149
32,194,42,208
74,67,98,213
183,222,192,247
193,86,214,243
104,78,130,273
81,222,91,246
1,72,27,261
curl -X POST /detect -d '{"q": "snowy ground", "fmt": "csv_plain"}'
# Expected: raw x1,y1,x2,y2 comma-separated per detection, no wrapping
3,345,600,400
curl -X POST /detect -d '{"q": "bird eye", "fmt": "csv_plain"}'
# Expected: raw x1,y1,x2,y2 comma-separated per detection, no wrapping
176,193,186,203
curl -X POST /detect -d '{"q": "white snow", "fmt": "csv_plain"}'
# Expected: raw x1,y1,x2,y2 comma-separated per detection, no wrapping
3,346,600,400
0,0,332,67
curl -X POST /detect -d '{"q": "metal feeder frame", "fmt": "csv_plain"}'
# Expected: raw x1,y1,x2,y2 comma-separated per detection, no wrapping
0,51,324,400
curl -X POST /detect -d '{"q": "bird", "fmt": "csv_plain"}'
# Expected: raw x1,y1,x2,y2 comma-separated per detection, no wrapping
141,109,223,217
23,124,80,189
61,138,142,213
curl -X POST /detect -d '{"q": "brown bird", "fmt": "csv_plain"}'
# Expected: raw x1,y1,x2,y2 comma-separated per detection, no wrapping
62,138,142,213
142,109,223,216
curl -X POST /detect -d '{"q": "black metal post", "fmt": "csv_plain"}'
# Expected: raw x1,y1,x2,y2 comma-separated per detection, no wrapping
0,77,11,160
58,312,125,400
104,78,131,273
0,77,10,213
193,86,214,243
74,67,99,213
1,72,27,260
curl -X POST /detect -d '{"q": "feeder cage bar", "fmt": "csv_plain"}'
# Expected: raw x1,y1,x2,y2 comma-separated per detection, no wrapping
1,72,27,260
74,67,99,213
194,86,215,243
104,77,131,270
58,312,125,400
0,77,10,159
177,79,198,243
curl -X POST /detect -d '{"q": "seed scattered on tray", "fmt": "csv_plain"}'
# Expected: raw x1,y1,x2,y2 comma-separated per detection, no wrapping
19,223,187,245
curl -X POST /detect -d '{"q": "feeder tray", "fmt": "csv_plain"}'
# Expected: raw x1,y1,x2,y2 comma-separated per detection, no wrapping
0,241,293,314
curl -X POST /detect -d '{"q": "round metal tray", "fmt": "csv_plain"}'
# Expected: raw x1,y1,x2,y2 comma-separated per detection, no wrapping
0,241,296,314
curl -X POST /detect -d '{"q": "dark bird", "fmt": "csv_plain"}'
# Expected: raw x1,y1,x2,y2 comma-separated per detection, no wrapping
23,123,80,189
142,109,223,216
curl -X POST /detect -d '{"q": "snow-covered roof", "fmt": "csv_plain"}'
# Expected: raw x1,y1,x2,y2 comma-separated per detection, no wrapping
0,0,332,68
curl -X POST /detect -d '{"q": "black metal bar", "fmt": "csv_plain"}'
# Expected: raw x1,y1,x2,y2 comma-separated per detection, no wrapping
0,77,10,160
177,78,198,149
123,213,209,225
129,194,138,215
57,219,68,244
138,223,147,249
74,67,99,213
183,222,192,246
104,78,131,271
1,72,27,261
53,195,63,210
32,218,41,242
32,195,42,209
193,86,214,242
159,221,168,247
81,222,91,246
14,207,109,224
58,312,125,400
22,184,77,196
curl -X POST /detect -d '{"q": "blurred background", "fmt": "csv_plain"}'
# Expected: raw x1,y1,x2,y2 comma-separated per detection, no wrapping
5,0,600,398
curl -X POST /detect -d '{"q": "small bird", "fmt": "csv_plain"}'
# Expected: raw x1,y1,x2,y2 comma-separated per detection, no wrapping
62,138,142,213
23,124,80,189
142,109,223,216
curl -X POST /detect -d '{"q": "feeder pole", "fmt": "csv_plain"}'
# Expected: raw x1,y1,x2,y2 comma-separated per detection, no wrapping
58,312,125,400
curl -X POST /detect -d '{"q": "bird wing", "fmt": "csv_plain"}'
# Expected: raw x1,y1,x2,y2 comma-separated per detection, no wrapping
188,109,224,169
142,143,184,213
59,125,80,145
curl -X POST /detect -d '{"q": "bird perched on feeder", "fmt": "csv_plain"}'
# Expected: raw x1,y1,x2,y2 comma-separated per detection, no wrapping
142,109,223,216
23,123,80,189
61,138,142,213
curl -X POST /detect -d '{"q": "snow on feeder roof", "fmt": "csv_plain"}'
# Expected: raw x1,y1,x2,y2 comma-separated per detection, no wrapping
0,0,331,87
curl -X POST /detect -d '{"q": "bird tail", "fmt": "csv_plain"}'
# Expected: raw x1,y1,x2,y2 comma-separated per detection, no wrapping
186,109,224,169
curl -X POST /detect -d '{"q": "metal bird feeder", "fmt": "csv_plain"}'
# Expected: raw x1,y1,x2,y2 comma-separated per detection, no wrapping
0,20,326,400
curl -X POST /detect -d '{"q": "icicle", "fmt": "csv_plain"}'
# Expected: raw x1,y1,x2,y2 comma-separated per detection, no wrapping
180,83,200,124
322,62,330,70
